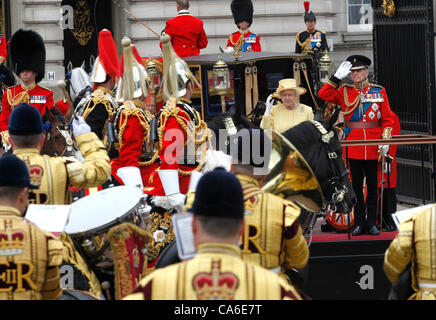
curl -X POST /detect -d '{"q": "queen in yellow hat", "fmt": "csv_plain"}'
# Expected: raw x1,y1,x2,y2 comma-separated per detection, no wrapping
260,78,314,133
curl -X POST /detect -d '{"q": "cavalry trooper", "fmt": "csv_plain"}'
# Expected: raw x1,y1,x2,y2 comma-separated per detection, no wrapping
384,204,436,300
233,129,309,288
1,29,54,151
0,154,63,300
111,37,159,189
77,29,119,144
124,168,302,300
224,0,261,53
8,103,111,299
143,34,210,269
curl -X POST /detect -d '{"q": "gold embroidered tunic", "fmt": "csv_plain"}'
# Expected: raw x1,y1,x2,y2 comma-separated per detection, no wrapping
124,243,302,300
0,206,63,300
384,204,436,300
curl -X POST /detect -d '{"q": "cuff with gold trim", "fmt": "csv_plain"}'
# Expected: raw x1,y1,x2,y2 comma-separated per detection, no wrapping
382,127,393,139
327,76,341,88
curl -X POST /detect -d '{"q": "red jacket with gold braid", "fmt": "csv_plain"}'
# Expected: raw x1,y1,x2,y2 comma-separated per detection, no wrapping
144,98,207,196
226,30,261,52
318,78,395,160
160,12,208,58
0,83,54,131
111,101,159,187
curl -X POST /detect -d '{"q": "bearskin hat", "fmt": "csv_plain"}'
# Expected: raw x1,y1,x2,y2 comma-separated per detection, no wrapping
10,29,46,83
231,0,254,27
304,1,316,22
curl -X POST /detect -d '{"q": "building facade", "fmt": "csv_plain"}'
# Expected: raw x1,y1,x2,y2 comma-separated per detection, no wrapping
2,0,374,101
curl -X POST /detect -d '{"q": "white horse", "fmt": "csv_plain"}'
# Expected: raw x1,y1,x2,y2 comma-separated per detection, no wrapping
65,61,93,114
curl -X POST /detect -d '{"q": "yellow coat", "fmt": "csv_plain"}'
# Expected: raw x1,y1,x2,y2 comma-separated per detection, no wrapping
384,204,436,300
124,243,302,300
0,206,63,300
260,103,314,133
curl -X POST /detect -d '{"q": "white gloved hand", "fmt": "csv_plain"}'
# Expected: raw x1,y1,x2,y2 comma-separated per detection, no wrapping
188,171,203,192
378,145,389,157
265,94,274,117
166,193,186,213
223,46,234,53
334,61,352,80
72,116,91,137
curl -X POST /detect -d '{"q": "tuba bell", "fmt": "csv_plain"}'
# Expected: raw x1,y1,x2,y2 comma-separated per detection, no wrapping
262,130,324,212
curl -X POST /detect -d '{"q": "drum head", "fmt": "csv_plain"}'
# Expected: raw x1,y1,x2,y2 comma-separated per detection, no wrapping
65,186,144,236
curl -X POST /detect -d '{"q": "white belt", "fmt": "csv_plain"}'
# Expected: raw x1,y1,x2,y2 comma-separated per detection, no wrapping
418,283,436,289
269,266,281,273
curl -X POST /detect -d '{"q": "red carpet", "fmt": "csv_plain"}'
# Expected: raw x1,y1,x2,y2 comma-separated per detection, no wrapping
312,231,398,242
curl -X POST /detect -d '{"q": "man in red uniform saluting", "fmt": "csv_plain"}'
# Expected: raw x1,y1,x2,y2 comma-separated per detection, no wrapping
160,0,208,58
0,30,54,151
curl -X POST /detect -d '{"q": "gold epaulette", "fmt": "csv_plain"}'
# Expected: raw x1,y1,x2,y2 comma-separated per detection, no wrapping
317,29,326,35
342,83,355,88
369,83,385,89
283,199,301,227
37,84,53,92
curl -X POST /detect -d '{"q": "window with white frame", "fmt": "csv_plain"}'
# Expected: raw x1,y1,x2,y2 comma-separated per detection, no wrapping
347,0,373,32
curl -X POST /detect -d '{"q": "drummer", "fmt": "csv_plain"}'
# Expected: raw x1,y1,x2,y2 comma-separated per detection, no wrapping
9,103,111,298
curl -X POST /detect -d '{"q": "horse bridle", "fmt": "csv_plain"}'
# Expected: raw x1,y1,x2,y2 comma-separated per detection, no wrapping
311,121,350,212
45,123,75,157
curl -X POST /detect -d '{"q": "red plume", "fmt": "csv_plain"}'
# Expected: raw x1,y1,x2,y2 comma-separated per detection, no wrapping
304,1,310,12
98,29,120,80
120,44,144,76
0,36,7,63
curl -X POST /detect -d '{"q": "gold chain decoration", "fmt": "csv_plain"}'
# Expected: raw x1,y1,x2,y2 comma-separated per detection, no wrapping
82,87,116,136
296,32,313,55
341,85,362,116
158,98,211,175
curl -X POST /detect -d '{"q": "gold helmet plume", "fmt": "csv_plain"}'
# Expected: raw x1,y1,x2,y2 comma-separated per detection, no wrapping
115,37,149,103
160,34,201,100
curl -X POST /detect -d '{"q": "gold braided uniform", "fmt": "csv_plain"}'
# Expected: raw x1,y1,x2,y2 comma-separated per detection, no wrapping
124,243,302,300
237,175,309,273
0,206,63,300
13,131,111,299
384,204,436,300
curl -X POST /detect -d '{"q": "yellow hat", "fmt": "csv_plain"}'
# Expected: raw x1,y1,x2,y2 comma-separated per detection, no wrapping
275,78,306,96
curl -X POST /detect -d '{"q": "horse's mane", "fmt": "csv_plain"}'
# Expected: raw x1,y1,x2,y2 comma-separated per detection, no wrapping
282,121,321,154
42,106,66,125
207,105,253,132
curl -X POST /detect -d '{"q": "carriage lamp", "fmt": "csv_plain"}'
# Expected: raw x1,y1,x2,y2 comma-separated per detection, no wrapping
146,58,162,95
319,50,334,85
213,56,231,113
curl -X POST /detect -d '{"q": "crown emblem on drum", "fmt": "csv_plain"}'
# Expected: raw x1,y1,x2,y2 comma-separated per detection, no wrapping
29,165,43,186
0,228,25,256
192,260,239,300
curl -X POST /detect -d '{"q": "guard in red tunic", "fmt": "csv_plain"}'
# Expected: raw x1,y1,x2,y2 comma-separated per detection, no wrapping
160,0,208,58
0,30,54,150
377,111,400,231
111,37,158,189
143,34,209,270
318,55,395,236
224,0,261,53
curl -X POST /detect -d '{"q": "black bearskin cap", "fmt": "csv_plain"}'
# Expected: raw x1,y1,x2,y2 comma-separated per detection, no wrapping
231,0,254,27
10,29,46,83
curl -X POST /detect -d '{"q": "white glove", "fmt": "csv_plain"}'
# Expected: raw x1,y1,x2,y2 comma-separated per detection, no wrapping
117,166,144,188
72,116,91,137
166,193,186,213
265,94,274,117
378,145,389,157
188,171,203,192
334,61,352,80
223,46,234,53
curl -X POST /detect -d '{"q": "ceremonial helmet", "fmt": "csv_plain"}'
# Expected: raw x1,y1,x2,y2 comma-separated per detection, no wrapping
115,37,149,103
231,0,254,27
90,29,120,84
10,29,46,83
160,34,200,99
304,1,316,22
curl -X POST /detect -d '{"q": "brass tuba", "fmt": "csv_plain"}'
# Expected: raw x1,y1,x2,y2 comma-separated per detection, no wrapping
262,130,324,212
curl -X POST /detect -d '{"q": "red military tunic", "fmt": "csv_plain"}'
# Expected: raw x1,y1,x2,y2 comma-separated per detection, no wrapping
144,98,205,196
160,11,208,58
226,30,261,52
54,98,69,116
318,79,395,160
111,101,159,187
0,83,54,132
